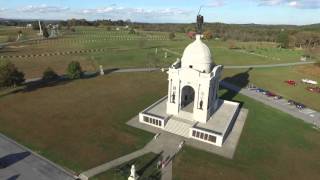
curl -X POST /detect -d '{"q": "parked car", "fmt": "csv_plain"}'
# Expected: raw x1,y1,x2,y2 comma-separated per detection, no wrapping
284,80,296,86
274,95,283,100
296,103,306,110
256,88,266,93
266,92,276,97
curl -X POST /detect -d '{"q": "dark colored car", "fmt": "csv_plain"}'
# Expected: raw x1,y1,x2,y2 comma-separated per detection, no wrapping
256,88,266,93
266,92,276,97
296,103,306,110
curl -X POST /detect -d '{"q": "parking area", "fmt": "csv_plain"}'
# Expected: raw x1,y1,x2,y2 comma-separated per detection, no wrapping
0,133,75,180
221,81,320,127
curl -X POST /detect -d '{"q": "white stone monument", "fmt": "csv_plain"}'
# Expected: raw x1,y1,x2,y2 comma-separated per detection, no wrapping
128,164,138,180
99,65,104,75
138,14,242,147
38,20,43,36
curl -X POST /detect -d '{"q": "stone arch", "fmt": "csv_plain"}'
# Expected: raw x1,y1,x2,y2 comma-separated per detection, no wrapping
180,85,195,112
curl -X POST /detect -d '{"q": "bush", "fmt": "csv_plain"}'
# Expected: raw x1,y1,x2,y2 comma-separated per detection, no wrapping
169,32,175,40
42,67,59,81
0,61,25,87
66,61,83,79
203,31,213,40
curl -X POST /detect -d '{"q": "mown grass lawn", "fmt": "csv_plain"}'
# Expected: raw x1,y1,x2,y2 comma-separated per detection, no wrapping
0,26,310,79
0,70,319,179
173,88,320,180
0,72,167,172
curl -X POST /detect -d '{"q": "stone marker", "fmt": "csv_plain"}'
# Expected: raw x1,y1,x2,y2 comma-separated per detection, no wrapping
128,164,138,180
99,65,104,75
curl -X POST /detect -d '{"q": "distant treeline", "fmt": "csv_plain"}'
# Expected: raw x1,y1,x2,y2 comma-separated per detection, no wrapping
1,18,319,48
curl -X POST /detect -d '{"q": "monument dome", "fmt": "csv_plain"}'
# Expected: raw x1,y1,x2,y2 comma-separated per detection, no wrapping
181,34,213,73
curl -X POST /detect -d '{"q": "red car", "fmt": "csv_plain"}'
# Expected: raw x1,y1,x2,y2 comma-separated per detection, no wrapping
284,80,296,86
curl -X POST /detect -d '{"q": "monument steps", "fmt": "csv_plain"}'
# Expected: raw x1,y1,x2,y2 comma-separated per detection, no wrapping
164,118,194,138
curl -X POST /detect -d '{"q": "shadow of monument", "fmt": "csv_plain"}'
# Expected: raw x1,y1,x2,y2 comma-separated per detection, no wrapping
0,151,31,169
136,152,162,177
7,174,20,180
220,68,252,102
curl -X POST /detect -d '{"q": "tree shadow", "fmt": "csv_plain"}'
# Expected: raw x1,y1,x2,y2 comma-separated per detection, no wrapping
0,151,31,169
9,70,105,94
21,78,73,93
7,174,20,180
220,68,252,101
0,68,119,98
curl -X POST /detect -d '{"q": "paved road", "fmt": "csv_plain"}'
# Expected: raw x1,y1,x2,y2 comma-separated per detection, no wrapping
0,133,75,180
224,61,316,69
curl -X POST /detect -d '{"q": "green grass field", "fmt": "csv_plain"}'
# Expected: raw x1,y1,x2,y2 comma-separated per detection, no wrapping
0,26,319,179
173,88,320,180
0,26,309,79
222,64,320,111
0,71,319,180
0,72,167,172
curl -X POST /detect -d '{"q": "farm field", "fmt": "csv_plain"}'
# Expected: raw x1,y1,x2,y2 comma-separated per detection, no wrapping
173,88,320,180
222,64,320,111
0,26,310,79
0,72,319,179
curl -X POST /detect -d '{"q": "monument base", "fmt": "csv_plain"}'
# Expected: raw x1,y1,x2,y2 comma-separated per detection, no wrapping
138,96,240,147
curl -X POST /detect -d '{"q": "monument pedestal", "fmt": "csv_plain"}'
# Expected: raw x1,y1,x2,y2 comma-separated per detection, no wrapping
128,176,139,180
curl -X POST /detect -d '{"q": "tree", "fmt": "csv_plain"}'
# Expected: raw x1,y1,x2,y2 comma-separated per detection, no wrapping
42,67,59,81
203,31,213,40
66,61,83,79
43,27,50,38
169,32,175,40
0,60,25,87
277,30,289,48
128,28,136,34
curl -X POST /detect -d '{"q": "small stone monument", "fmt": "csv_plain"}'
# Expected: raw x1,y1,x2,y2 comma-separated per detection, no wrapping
155,48,158,55
164,52,168,58
99,65,104,75
128,164,138,180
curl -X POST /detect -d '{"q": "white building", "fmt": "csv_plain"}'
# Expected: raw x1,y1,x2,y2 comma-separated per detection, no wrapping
139,34,240,147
